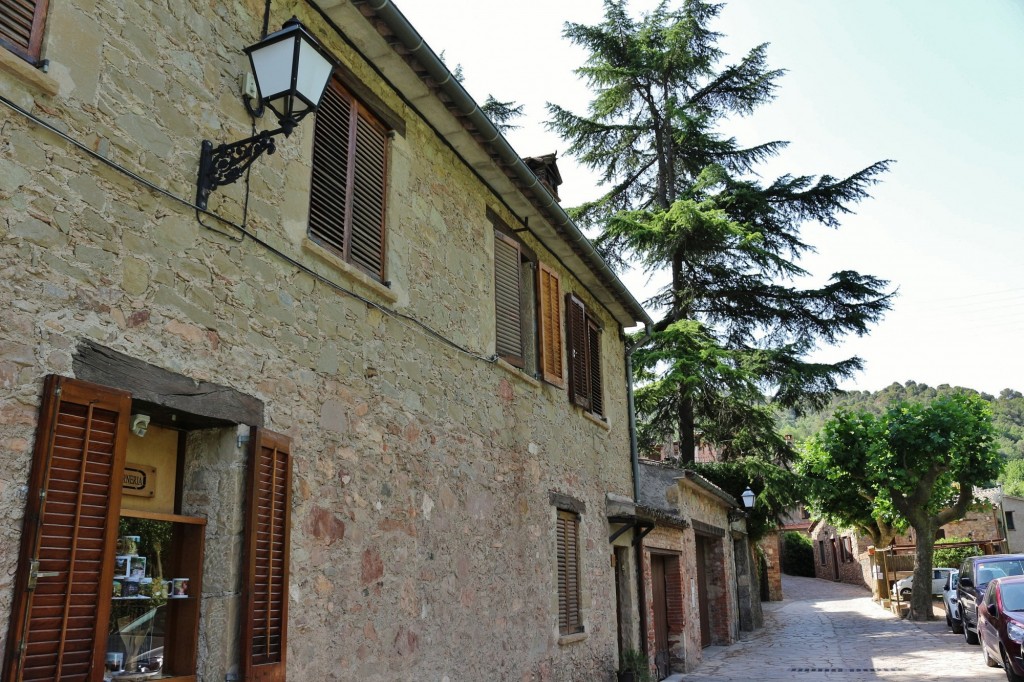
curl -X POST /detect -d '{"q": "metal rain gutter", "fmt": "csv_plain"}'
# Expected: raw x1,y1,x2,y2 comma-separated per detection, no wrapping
364,0,652,329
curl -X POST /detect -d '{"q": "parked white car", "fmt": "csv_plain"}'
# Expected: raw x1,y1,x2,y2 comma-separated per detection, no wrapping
891,567,957,598
941,569,961,632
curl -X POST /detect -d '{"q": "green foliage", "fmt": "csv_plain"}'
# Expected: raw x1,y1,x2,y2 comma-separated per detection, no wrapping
549,0,892,461
933,537,983,569
779,382,1024,466
618,648,652,681
801,393,1002,619
687,457,808,542
781,532,816,577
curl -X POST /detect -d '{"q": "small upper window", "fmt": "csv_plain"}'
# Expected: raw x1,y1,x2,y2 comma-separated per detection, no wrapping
309,79,389,281
565,294,603,417
0,0,48,64
1007,511,1016,531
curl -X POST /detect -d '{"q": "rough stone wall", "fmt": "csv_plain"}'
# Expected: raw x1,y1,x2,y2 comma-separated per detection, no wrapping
759,531,784,601
0,2,637,680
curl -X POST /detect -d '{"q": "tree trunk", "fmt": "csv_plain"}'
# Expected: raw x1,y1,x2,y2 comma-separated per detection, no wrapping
679,394,695,464
908,519,937,621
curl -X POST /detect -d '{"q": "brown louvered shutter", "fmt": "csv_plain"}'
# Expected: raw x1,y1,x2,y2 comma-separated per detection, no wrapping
309,82,352,261
556,510,582,635
537,262,563,386
0,0,48,64
494,231,524,366
4,375,130,682
565,294,590,409
348,109,387,280
309,80,387,282
587,318,603,417
242,428,293,682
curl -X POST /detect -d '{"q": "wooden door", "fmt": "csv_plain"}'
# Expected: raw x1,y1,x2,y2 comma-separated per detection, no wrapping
695,538,711,647
651,555,669,660
3,376,131,682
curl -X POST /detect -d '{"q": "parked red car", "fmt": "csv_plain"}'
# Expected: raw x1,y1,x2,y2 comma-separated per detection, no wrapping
978,575,1024,682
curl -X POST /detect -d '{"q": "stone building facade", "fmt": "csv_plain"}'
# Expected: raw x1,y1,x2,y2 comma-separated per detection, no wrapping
0,1,653,680
635,461,756,676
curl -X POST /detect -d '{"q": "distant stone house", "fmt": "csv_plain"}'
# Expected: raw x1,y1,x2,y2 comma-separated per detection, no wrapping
806,490,1006,589
635,461,758,676
0,2,658,681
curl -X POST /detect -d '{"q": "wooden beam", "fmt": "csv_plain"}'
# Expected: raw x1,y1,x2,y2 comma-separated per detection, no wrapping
73,341,264,428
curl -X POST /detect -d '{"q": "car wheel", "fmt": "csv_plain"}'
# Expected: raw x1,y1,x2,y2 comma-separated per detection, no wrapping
965,620,979,645
983,641,999,667
1002,646,1024,682
946,610,952,627
951,616,964,634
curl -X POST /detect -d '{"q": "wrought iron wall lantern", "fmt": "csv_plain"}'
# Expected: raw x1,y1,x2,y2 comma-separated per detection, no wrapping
196,17,337,210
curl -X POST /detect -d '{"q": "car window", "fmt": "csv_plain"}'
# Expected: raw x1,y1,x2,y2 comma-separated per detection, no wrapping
985,585,998,607
1001,582,1024,611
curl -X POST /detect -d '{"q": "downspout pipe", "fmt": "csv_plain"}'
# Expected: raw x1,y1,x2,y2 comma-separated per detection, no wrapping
626,324,653,656
364,0,652,329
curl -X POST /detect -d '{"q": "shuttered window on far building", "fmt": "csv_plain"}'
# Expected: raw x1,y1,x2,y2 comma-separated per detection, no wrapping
538,262,563,386
565,293,604,418
556,510,583,636
0,0,48,64
309,78,388,282
494,231,524,367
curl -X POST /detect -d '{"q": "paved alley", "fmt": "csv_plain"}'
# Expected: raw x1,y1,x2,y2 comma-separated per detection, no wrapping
673,574,1004,682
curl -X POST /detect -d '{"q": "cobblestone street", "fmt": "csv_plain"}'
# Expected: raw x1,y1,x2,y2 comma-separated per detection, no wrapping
672,574,1004,681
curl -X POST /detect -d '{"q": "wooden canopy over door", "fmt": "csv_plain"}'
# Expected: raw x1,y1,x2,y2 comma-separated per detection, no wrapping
3,376,131,682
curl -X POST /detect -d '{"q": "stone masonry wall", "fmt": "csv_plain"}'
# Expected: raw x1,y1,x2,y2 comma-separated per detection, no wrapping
0,1,637,680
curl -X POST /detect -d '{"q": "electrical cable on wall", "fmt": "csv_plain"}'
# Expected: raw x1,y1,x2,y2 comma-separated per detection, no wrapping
0,92,497,365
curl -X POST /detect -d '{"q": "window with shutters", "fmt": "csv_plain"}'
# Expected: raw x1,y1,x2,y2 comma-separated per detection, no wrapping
492,223,542,374
538,262,564,386
565,293,604,417
556,510,583,636
0,0,48,64
309,78,389,282
3,375,293,682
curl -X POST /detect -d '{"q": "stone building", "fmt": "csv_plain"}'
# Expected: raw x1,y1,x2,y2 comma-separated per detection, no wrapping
634,461,757,677
0,1,656,681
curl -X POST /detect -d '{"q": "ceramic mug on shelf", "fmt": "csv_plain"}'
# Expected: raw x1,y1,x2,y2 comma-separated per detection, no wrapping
172,578,189,597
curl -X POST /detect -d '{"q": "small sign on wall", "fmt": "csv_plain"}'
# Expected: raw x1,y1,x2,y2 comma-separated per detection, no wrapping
122,462,156,498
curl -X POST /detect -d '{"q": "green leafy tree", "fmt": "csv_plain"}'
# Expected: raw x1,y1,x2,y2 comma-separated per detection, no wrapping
933,536,983,569
781,531,815,577
548,0,893,461
804,393,1002,621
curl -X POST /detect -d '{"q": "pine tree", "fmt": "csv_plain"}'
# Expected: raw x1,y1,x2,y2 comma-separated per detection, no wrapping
548,0,893,462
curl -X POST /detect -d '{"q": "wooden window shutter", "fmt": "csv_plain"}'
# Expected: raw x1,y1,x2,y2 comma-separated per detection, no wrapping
556,510,582,635
3,375,130,682
242,428,293,682
309,82,352,259
348,109,387,280
309,80,388,282
0,0,48,64
493,231,524,366
565,294,590,409
537,262,563,386
587,317,603,417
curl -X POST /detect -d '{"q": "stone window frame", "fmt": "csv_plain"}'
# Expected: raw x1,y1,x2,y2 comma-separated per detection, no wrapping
550,492,585,639
0,0,48,65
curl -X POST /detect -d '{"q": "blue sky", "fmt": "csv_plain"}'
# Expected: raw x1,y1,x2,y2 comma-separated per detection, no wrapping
399,0,1024,396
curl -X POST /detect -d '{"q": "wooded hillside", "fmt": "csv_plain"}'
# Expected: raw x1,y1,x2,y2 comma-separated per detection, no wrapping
779,381,1024,461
